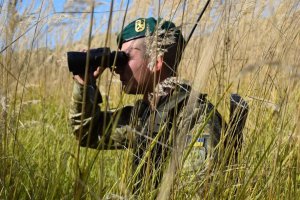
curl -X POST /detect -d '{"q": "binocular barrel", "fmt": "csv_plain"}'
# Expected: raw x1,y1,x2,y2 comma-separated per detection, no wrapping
67,47,128,75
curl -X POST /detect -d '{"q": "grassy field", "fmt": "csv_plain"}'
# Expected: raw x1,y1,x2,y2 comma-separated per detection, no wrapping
0,0,299,199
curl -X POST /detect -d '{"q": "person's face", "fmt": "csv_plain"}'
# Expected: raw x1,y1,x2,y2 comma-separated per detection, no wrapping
115,38,152,94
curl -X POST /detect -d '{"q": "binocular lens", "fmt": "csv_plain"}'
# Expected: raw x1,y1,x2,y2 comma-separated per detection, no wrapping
67,48,128,75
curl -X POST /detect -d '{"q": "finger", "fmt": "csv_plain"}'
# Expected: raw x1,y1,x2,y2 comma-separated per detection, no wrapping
93,67,106,78
93,67,100,77
73,75,85,85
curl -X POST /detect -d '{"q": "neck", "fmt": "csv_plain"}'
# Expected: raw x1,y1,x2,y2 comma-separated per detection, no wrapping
142,75,172,108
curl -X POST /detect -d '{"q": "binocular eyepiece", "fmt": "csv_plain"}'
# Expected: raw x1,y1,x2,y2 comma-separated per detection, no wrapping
67,47,128,75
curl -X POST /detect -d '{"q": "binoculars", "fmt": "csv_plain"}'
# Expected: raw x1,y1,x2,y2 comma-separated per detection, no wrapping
67,47,128,75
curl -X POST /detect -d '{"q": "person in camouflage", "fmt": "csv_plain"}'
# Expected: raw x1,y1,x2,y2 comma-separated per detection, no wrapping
69,17,224,195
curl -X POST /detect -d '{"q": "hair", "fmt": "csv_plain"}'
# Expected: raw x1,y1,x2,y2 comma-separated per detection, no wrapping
139,36,185,77
161,39,185,76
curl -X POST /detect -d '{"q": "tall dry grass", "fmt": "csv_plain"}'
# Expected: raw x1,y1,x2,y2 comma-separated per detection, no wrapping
0,0,299,199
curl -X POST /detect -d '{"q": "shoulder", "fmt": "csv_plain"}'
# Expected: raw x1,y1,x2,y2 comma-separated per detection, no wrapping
178,91,224,131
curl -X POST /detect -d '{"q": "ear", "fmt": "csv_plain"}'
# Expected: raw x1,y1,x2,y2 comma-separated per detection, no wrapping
153,55,163,72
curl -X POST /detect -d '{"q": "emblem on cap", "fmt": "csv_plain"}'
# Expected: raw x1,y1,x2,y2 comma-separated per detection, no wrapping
135,19,145,32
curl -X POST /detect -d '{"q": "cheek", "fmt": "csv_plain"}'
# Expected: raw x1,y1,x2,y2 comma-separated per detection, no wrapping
128,60,143,77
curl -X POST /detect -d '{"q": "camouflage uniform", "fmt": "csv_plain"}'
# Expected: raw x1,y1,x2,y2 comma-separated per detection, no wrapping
69,76,224,190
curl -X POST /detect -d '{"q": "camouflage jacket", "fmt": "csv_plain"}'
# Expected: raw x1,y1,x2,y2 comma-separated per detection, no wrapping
69,77,224,172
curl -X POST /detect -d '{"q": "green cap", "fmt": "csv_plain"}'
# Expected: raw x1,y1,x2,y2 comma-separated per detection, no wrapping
117,17,184,49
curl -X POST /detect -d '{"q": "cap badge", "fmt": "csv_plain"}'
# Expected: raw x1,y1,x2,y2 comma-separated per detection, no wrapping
135,19,145,32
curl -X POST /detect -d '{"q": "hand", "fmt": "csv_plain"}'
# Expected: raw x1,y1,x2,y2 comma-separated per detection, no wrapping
72,49,106,85
73,66,106,85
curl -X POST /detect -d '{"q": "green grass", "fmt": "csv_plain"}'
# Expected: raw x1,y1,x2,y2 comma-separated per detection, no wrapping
1,63,298,199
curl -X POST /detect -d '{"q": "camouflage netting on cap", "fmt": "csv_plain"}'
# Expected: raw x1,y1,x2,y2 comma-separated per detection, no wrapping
117,17,185,49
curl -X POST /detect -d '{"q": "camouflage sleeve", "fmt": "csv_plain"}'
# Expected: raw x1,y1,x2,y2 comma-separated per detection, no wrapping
69,80,136,149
